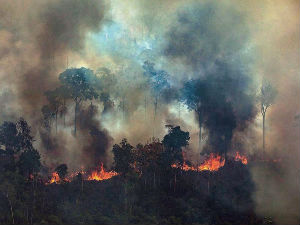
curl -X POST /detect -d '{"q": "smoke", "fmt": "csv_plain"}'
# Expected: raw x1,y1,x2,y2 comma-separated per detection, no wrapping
78,103,113,168
164,1,257,156
0,0,299,223
0,0,108,125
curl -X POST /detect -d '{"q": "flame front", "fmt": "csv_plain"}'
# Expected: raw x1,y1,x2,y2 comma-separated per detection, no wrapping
172,153,225,172
235,152,248,164
199,153,225,171
87,163,118,181
49,172,60,184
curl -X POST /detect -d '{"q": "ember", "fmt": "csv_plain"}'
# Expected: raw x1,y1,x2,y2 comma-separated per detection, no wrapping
235,152,248,164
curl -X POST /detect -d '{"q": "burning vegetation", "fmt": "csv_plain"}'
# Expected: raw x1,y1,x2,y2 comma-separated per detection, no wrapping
0,0,298,224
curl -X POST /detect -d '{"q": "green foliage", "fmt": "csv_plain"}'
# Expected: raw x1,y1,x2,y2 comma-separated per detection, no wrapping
112,139,134,176
59,67,98,103
0,118,34,154
17,149,41,177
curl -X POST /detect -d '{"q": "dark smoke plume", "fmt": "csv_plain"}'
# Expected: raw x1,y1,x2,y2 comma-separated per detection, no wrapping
3,0,108,125
165,1,256,156
78,103,113,168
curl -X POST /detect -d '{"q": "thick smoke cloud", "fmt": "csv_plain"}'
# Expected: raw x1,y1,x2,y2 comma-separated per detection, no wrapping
0,0,107,123
164,1,256,156
0,0,299,224
78,103,113,168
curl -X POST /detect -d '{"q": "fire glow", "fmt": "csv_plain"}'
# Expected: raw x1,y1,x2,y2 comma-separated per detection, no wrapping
87,163,118,181
234,152,248,164
49,172,60,184
172,152,248,172
48,163,118,184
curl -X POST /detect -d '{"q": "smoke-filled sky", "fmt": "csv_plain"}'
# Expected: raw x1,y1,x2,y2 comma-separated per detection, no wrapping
0,0,299,224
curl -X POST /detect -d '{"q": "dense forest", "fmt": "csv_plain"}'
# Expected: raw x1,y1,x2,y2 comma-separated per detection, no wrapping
1,117,276,225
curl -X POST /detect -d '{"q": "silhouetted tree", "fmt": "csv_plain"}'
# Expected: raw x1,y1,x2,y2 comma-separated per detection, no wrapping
45,88,63,134
112,139,134,176
259,81,276,153
55,164,68,180
181,80,204,151
143,61,170,121
17,149,41,178
59,67,98,136
0,118,34,171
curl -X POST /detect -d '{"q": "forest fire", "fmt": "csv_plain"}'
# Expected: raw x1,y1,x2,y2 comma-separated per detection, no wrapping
235,152,248,164
49,172,60,184
172,153,226,172
47,163,118,184
198,153,226,171
87,163,118,181
172,152,248,172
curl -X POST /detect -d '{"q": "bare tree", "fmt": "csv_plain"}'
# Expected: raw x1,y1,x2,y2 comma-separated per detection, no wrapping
260,81,276,154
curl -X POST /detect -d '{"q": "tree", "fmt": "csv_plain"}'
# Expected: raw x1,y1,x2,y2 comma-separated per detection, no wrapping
112,139,134,176
0,118,34,170
45,88,63,134
259,81,276,153
57,86,70,128
162,125,190,167
181,80,204,151
143,61,170,121
59,67,98,136
17,149,41,178
55,164,68,180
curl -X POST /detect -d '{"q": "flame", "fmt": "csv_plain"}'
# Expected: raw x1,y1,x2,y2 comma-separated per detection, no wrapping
172,153,225,172
49,172,60,184
199,153,225,171
234,152,248,164
87,163,118,181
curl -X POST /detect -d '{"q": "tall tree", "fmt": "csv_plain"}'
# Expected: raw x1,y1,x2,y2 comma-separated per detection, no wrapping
0,118,36,173
56,86,70,128
45,88,63,134
59,67,98,136
0,118,34,155
162,125,190,167
112,139,134,176
181,80,204,151
17,149,41,178
143,61,170,121
259,81,276,153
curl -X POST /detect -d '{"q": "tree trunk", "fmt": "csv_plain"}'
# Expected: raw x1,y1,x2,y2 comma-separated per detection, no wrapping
198,109,203,153
6,194,14,225
154,96,158,120
178,102,181,119
63,99,66,127
199,121,202,150
153,171,156,189
144,96,147,120
55,112,58,134
263,113,265,155
74,101,78,136
174,172,177,193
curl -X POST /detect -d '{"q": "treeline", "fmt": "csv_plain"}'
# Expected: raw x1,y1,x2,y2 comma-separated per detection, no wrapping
0,118,264,225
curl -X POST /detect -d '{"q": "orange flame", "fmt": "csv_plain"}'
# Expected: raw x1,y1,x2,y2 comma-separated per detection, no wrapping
87,163,118,181
199,153,225,171
172,153,225,172
234,152,248,164
49,172,60,184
